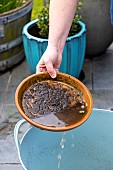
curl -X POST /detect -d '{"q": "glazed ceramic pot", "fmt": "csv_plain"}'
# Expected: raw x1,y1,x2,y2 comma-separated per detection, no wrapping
15,72,93,132
22,19,86,78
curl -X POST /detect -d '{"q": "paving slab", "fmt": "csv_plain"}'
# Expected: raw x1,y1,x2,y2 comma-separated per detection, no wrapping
107,42,113,51
0,118,31,164
0,72,10,90
0,106,21,164
91,89,113,110
0,90,5,114
5,60,31,105
0,72,10,114
83,58,93,90
0,105,21,125
0,134,20,163
0,164,23,170
93,50,113,90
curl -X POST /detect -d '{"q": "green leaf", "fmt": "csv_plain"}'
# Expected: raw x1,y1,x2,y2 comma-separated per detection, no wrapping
0,0,23,13
36,0,83,38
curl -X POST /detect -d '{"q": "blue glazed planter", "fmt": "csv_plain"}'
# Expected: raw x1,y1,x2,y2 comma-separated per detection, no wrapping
22,19,86,78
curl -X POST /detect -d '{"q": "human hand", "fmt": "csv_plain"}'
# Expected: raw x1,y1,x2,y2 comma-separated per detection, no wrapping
36,45,62,78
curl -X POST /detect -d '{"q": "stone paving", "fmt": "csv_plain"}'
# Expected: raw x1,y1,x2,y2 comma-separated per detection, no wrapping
0,43,113,169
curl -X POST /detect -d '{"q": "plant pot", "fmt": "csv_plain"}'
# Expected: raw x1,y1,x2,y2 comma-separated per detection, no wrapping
79,0,113,57
0,0,33,71
15,72,93,132
22,19,86,78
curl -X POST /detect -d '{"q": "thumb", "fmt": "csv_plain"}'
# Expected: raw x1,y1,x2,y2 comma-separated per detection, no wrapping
45,60,56,78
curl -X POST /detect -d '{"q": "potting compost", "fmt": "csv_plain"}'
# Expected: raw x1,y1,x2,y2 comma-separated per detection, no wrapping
22,80,87,127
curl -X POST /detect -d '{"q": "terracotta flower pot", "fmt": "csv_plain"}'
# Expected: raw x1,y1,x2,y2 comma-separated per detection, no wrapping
15,72,93,132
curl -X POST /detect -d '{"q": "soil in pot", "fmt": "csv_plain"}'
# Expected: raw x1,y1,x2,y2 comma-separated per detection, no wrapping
22,80,87,127
28,24,41,38
28,23,81,39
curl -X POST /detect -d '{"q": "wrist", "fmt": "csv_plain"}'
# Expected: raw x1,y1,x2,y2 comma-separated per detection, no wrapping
48,39,59,49
47,42,59,53
48,39,65,54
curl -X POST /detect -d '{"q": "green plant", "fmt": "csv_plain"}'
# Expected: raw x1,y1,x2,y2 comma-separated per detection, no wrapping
37,1,82,38
0,0,23,14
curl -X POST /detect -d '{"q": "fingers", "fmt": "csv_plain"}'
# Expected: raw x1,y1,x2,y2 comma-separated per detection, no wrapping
44,58,56,78
36,57,57,79
36,58,46,73
36,47,61,78
36,64,47,73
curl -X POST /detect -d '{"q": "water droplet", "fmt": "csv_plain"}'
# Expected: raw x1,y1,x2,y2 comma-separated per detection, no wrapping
60,135,66,149
81,105,85,109
71,143,75,148
57,153,62,160
57,153,62,169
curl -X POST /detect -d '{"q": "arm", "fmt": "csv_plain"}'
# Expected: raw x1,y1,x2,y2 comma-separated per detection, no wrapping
48,0,78,52
36,0,78,78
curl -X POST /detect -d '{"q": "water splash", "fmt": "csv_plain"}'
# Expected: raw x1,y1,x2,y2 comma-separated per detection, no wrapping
57,153,62,169
60,132,66,149
55,131,75,169
70,132,75,148
57,132,66,169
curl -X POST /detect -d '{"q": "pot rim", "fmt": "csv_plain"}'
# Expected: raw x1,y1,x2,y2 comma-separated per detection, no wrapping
0,0,33,17
15,72,93,132
22,18,86,42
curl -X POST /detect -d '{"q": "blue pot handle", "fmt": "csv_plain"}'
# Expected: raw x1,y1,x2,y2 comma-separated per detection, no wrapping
14,119,26,154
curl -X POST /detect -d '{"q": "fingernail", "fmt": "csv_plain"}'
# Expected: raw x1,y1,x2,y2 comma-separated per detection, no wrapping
51,71,56,78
